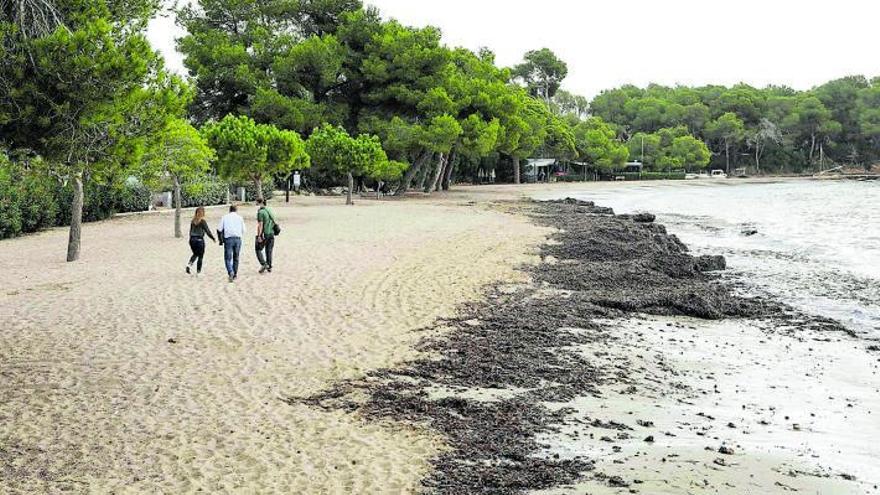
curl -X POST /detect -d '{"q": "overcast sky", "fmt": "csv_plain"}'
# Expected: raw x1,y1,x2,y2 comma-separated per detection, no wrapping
147,0,880,99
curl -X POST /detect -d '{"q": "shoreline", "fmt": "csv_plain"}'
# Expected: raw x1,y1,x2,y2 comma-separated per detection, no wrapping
1,188,877,493
298,197,879,494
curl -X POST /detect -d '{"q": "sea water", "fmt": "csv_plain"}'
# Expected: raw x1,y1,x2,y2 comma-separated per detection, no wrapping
541,179,880,338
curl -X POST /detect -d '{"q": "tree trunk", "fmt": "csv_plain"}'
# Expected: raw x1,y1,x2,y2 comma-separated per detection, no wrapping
396,152,431,196
808,133,816,166
427,153,446,193
255,177,264,202
415,162,436,191
755,147,761,174
725,143,730,173
173,176,182,238
512,155,520,184
431,154,446,192
442,152,457,190
66,173,84,262
346,171,354,205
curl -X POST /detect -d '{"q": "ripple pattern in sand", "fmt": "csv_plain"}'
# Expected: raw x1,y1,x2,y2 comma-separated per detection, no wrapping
0,198,548,493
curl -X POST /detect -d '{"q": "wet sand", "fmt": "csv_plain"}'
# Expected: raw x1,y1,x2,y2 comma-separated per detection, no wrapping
537,315,880,494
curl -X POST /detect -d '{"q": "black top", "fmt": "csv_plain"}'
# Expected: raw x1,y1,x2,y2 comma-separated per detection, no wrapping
189,219,216,241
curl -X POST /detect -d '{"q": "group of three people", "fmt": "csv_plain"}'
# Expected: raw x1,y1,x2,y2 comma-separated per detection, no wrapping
186,199,278,282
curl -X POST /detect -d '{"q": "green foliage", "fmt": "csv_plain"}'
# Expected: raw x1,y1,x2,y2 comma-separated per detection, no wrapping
513,48,568,101
782,95,842,163
181,175,229,208
371,160,408,181
240,181,276,202
458,115,501,159
628,128,709,171
0,149,155,240
588,80,880,171
497,91,550,160
544,114,577,160
0,1,172,180
0,153,60,237
556,171,686,182
306,123,388,178
52,177,149,224
176,0,344,122
177,2,583,189
626,97,684,133
660,136,711,169
0,154,23,238
706,112,745,144
628,132,662,168
418,115,463,154
116,179,152,213
859,85,880,145
551,90,590,119
573,117,629,172
202,114,309,193
141,117,215,187
1,0,186,258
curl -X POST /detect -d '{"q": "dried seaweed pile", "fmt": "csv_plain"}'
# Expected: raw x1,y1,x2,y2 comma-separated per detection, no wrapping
290,199,773,494
530,198,763,319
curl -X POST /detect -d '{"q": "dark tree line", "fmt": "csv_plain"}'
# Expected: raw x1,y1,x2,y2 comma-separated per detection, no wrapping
583,77,880,173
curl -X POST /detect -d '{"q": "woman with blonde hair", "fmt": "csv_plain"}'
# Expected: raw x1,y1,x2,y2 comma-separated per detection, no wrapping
186,207,216,275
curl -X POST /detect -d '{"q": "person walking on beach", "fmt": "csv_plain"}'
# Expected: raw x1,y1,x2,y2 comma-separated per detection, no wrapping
186,207,215,275
217,204,246,283
255,198,277,274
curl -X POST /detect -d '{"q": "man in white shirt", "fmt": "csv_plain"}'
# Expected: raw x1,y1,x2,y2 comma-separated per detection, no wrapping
217,204,246,282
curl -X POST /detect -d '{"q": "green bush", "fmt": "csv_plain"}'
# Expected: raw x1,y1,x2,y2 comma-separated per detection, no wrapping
54,178,150,225
0,156,60,239
0,161,23,238
1,150,155,240
239,181,274,201
182,176,228,207
18,170,59,231
54,181,114,224
116,179,152,213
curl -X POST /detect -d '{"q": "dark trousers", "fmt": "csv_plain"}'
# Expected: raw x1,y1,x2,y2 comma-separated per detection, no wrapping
188,237,206,272
256,235,275,268
224,237,241,276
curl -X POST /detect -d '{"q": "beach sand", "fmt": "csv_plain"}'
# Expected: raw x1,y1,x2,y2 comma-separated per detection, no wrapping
0,195,548,493
2,184,878,494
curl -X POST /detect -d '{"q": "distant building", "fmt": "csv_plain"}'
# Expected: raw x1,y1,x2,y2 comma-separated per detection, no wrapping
525,158,556,182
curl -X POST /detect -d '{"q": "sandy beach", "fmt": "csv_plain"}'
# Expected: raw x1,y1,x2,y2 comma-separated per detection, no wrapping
2,183,878,494
0,194,547,493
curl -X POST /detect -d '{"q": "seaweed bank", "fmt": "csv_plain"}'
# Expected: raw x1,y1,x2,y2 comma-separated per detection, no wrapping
294,198,880,493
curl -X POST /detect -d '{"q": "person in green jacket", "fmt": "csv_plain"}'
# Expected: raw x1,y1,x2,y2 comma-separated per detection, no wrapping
255,198,276,274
